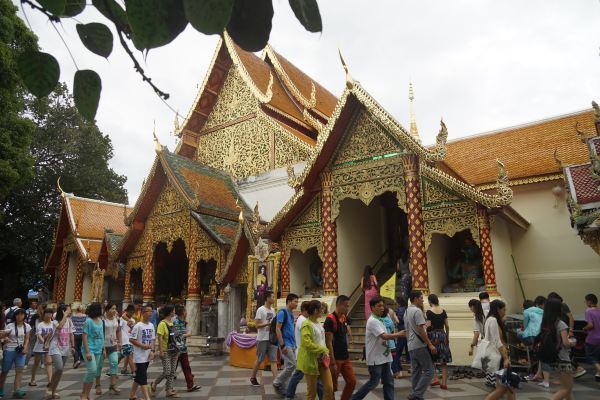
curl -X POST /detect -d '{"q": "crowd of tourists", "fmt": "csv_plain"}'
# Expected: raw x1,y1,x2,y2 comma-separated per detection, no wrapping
0,298,200,400
249,279,599,400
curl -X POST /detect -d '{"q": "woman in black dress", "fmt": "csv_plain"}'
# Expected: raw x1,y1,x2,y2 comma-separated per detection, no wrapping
426,294,452,390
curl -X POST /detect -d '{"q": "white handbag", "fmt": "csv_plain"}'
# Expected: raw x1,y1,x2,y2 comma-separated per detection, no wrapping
471,338,502,373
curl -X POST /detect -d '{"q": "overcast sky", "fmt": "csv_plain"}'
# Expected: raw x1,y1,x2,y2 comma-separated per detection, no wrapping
16,0,600,205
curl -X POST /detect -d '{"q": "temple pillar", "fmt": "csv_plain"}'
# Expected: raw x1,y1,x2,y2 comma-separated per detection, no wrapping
55,250,68,302
320,171,338,296
477,206,499,295
73,256,84,302
280,242,290,298
402,155,429,295
122,265,131,309
186,232,201,335
142,239,155,303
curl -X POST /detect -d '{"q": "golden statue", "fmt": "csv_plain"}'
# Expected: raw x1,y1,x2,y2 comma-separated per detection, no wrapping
91,264,105,302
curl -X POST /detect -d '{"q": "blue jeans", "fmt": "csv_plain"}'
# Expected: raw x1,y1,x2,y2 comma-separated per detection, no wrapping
2,350,26,373
351,362,394,400
392,336,408,373
286,369,323,399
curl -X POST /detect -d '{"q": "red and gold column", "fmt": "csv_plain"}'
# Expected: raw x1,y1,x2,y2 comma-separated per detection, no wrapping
321,171,338,296
55,251,68,302
187,229,200,299
402,155,429,295
280,241,290,298
122,265,131,304
73,256,84,302
477,206,498,295
142,236,155,303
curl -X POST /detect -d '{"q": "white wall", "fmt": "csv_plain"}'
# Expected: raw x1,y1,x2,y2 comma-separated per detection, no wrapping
64,252,77,304
288,248,315,296
507,181,600,313
491,215,519,313
337,198,386,298
81,272,92,304
427,234,451,294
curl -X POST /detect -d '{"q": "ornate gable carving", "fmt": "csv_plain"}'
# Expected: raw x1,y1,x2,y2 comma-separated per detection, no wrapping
204,68,256,130
283,195,322,260
333,110,402,166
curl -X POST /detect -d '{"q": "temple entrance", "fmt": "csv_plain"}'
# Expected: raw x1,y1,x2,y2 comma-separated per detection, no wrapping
337,191,408,298
288,247,323,296
154,239,188,303
428,230,485,294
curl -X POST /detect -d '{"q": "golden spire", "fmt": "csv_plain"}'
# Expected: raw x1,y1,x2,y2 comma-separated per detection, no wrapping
408,82,420,142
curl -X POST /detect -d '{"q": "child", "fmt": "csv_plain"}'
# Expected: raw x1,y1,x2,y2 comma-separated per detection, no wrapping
583,293,600,382
129,304,155,400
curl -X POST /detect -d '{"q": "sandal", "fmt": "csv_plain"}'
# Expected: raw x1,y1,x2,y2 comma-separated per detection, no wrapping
109,385,121,395
150,381,157,394
166,391,179,398
95,384,102,395
28,381,37,386
187,385,201,392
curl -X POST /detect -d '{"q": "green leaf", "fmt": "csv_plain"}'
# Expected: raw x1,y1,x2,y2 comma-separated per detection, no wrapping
92,0,131,33
73,70,102,121
76,23,114,58
289,0,321,32
183,0,233,35
227,0,273,52
62,0,86,17
125,0,188,51
17,51,60,97
37,0,66,16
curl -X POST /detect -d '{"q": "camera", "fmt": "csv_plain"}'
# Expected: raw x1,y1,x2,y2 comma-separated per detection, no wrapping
15,344,24,353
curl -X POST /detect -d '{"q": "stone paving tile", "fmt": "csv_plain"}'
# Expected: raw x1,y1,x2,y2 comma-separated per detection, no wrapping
0,354,598,399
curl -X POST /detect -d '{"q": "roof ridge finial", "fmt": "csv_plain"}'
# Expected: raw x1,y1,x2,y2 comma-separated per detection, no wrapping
173,111,181,136
153,120,162,153
338,49,354,90
57,177,66,198
408,81,420,142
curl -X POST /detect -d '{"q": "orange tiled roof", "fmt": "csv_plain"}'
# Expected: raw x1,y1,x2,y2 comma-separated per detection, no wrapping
67,197,131,239
566,163,600,205
270,49,338,117
444,110,595,185
78,239,103,263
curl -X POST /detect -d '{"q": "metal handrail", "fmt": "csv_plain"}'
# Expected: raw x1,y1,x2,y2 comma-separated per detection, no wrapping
347,248,389,319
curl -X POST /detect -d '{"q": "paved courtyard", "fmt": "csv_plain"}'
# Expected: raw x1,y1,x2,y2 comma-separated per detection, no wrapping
0,354,598,399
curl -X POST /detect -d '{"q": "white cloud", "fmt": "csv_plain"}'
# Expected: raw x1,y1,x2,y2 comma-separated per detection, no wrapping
16,0,600,204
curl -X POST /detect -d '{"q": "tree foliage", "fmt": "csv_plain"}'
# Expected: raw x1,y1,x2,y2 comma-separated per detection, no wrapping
16,0,322,120
0,83,127,301
0,0,37,202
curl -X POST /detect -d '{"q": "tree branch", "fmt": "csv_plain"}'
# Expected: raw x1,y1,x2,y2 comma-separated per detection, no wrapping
116,29,170,100
21,0,60,23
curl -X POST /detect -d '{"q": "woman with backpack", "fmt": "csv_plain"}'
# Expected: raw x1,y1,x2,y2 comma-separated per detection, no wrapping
151,305,179,397
482,300,513,400
103,303,121,395
0,308,31,399
537,297,575,400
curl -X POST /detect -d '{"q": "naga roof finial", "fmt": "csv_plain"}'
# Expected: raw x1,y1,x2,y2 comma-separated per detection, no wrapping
236,198,244,224
173,111,181,136
408,81,420,142
57,177,66,198
153,120,162,153
495,159,512,204
338,49,354,90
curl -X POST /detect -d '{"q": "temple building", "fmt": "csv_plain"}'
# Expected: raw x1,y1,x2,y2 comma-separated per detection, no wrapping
45,33,600,364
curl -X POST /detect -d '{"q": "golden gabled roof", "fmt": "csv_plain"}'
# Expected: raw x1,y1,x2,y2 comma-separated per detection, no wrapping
444,110,594,186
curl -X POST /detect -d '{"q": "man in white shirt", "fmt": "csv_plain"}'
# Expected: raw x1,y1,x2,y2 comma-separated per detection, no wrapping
480,292,490,317
352,296,405,400
250,291,278,386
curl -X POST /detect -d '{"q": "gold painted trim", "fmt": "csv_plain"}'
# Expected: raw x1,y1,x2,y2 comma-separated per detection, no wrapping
476,173,564,191
266,45,317,109
224,31,273,103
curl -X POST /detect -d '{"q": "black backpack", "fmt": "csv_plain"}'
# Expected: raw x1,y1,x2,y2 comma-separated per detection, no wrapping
534,326,559,364
6,307,17,324
269,309,287,345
